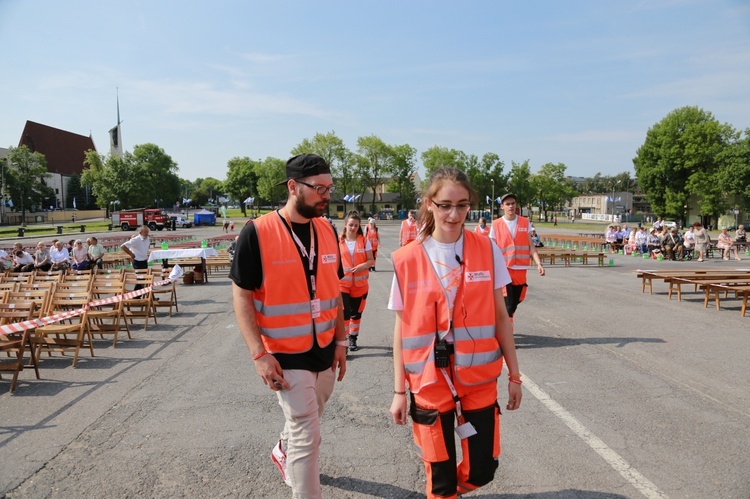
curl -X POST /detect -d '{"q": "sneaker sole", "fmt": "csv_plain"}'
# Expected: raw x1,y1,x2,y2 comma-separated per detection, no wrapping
271,449,292,487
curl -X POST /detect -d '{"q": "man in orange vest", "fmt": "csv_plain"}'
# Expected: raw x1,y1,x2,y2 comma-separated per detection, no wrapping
231,153,347,499
399,209,418,246
489,193,545,321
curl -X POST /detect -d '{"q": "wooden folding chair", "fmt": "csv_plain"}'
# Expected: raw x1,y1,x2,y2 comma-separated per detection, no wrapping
151,267,178,317
18,282,57,320
33,269,64,283
122,273,156,331
0,281,19,294
7,289,51,320
0,302,39,393
32,290,92,367
1,272,33,285
87,280,127,346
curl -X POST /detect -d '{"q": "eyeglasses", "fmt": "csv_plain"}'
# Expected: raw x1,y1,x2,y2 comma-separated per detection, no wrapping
296,180,336,196
431,200,472,214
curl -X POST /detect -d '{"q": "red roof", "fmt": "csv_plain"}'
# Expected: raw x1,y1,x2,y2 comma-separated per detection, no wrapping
18,121,97,175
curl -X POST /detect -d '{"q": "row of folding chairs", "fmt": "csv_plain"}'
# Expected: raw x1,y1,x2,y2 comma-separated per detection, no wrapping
1,268,178,392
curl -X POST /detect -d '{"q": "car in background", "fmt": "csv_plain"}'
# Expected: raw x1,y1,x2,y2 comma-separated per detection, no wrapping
168,214,193,228
663,221,677,229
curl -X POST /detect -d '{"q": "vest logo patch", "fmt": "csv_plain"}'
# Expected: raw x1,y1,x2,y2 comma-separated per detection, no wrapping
321,254,337,264
518,227,528,232
465,270,491,282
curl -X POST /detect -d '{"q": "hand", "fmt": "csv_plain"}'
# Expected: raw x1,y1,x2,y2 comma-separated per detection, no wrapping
254,354,289,391
390,394,407,425
506,381,522,411
331,344,347,381
537,263,545,276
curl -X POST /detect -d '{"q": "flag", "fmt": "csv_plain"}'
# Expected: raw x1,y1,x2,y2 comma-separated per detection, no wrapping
605,196,611,202
616,197,621,202
343,194,351,202
486,195,491,205
73,197,77,209
496,196,502,204
7,199,12,208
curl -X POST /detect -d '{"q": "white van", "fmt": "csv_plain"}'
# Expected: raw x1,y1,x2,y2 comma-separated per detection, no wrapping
168,214,193,228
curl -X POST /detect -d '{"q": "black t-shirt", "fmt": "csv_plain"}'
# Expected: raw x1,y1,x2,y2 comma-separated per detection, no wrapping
230,212,342,372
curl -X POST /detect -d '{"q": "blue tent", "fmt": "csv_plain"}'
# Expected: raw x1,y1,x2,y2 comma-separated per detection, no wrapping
193,209,216,226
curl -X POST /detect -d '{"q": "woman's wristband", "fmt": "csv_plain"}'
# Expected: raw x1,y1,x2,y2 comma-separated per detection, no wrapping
252,350,269,361
335,340,348,347
394,390,406,395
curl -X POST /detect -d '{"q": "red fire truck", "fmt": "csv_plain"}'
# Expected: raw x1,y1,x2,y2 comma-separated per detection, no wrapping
112,208,169,231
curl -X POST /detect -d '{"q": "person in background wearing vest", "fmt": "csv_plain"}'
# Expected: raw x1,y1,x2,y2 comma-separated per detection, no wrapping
489,193,545,323
399,209,418,246
389,168,522,499
475,216,490,236
339,212,375,352
231,154,347,499
364,218,380,271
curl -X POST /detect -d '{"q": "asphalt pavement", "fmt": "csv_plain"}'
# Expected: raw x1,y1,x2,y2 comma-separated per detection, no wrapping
1,221,749,498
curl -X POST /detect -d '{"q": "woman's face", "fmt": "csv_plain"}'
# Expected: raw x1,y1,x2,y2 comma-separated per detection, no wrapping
345,218,360,237
427,181,471,242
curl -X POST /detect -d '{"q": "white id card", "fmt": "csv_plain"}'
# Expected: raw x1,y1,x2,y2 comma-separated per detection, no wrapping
455,422,477,439
310,299,321,318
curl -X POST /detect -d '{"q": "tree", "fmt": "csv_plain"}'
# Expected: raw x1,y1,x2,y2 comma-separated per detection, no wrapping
387,144,418,211
130,143,182,209
717,128,750,214
254,156,286,205
633,106,735,225
224,156,260,216
421,146,464,179
532,163,575,222
6,145,54,224
355,135,392,215
466,153,508,210
65,174,87,210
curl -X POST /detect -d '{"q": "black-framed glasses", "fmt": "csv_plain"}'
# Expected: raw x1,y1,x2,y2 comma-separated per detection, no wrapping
296,180,336,196
431,200,472,214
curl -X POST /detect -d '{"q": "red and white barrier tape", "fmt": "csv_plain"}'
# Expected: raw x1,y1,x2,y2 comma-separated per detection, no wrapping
0,278,173,336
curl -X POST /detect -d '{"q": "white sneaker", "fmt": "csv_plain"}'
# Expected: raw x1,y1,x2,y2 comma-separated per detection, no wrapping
271,440,292,487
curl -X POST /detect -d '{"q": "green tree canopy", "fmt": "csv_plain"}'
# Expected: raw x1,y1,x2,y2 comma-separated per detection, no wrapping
254,156,286,204
633,106,736,224
387,143,418,211
224,156,260,215
505,160,534,214
532,162,575,222
6,145,54,222
355,135,392,215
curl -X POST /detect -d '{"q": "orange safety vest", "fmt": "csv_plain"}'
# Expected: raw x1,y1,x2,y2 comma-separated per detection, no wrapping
475,224,490,237
392,230,503,393
339,235,369,296
365,227,379,250
400,219,418,245
253,212,340,354
491,216,531,267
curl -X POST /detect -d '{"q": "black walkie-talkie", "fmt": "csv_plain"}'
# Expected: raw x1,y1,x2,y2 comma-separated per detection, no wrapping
434,303,450,368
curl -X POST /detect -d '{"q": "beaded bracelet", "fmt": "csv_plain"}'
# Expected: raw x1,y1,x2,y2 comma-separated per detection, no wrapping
509,379,523,385
508,373,522,380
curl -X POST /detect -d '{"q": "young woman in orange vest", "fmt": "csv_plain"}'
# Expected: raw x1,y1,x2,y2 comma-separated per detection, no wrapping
339,212,374,352
364,218,380,271
389,168,522,499
475,216,490,236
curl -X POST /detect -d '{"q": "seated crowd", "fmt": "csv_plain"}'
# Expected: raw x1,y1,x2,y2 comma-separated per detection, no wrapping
1,237,106,272
618,221,744,262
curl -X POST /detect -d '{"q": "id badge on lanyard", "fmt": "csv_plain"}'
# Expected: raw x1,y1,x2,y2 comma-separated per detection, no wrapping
310,298,321,319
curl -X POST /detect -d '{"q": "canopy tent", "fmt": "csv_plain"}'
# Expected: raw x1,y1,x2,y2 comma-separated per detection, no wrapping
193,209,216,226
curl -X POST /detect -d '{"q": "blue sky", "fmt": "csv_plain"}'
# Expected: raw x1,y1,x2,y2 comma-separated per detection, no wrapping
1,0,749,182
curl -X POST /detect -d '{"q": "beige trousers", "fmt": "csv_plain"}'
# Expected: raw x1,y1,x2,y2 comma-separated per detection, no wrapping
276,368,335,499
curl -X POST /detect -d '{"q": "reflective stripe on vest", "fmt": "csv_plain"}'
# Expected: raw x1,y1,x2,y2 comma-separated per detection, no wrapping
492,216,531,267
366,228,379,249
393,230,503,393
253,213,340,354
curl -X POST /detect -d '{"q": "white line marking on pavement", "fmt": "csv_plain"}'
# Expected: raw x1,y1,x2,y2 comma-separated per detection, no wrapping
523,375,669,499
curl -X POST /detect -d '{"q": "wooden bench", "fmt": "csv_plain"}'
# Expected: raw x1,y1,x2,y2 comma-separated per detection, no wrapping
666,275,750,301
702,284,750,316
634,269,750,295
536,249,606,266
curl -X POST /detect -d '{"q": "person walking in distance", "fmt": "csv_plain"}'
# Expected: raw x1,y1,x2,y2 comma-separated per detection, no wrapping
399,209,418,246
364,218,380,271
489,193,545,324
339,212,374,352
230,153,347,499
389,168,522,499
475,216,490,236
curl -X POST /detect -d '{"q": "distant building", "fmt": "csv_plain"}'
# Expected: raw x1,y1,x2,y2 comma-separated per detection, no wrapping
567,192,634,222
17,120,97,210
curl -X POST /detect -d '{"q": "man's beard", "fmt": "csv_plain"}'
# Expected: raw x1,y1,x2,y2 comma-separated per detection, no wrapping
295,195,328,219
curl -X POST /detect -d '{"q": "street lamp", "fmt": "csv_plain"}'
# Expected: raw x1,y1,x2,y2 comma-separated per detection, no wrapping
611,180,621,223
491,179,495,220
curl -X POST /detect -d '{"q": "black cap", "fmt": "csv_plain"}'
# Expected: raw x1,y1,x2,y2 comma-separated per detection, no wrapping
276,154,331,186
500,193,516,203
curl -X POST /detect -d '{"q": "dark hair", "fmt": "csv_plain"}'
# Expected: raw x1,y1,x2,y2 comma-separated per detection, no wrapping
15,250,23,257
340,211,363,241
417,167,477,242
